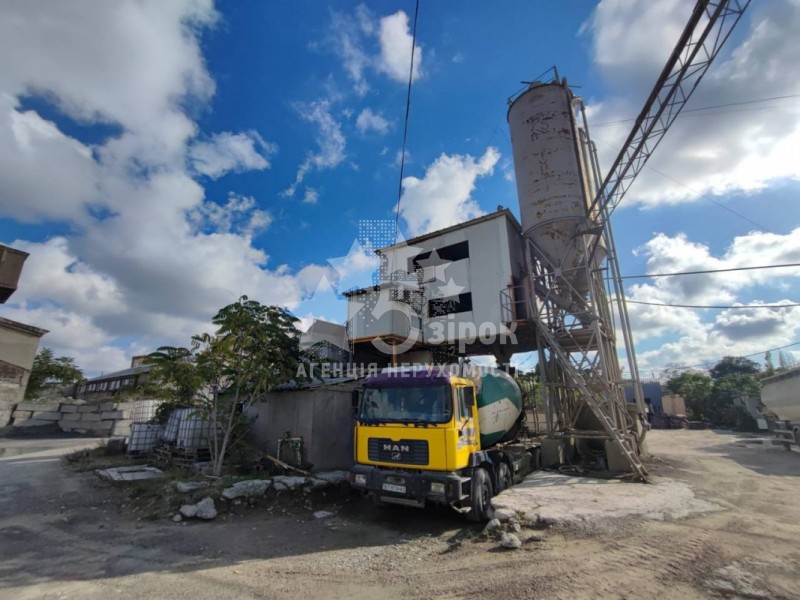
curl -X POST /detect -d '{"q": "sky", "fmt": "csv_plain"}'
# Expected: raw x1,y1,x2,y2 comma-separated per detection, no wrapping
0,0,799,378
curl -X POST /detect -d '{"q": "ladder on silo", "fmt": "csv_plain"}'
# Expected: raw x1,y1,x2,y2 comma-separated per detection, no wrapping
524,0,750,480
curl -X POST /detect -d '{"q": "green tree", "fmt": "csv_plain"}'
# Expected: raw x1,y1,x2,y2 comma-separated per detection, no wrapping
191,296,308,476
666,370,713,420
145,346,200,404
709,356,760,380
26,347,84,398
668,358,762,428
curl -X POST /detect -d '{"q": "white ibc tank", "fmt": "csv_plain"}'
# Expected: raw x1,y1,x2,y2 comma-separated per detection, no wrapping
507,81,596,296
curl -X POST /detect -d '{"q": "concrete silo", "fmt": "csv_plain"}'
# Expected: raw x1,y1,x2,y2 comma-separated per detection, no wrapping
507,80,602,309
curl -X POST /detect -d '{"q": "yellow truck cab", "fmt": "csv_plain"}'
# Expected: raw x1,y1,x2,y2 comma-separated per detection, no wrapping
350,365,539,520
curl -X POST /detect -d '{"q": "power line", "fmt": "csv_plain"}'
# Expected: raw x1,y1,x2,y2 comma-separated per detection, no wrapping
393,0,420,243
648,341,800,374
593,93,800,127
626,299,800,309
590,134,770,232
620,263,800,280
640,161,770,232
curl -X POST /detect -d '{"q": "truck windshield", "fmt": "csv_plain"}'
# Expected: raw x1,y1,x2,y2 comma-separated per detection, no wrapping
360,385,452,424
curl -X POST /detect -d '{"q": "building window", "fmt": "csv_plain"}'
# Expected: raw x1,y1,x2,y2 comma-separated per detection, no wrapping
428,293,473,317
409,240,469,272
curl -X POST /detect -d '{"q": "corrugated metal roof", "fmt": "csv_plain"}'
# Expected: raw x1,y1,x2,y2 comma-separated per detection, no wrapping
273,375,362,391
85,364,152,383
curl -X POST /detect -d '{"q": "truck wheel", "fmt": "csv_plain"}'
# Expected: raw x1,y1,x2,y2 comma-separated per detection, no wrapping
497,462,513,493
467,468,493,522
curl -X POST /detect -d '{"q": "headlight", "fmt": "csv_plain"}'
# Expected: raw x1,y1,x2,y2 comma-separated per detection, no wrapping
430,482,445,494
354,474,367,485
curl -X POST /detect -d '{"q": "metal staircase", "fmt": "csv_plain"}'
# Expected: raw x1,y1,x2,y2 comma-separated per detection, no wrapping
523,0,751,479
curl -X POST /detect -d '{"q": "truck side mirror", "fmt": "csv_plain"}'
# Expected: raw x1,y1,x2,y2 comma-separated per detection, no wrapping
466,392,475,407
351,389,361,417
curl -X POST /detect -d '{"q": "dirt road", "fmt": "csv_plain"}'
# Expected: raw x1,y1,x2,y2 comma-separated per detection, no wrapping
1,430,798,599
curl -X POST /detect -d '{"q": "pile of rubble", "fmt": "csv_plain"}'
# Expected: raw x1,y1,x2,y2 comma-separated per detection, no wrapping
173,471,350,522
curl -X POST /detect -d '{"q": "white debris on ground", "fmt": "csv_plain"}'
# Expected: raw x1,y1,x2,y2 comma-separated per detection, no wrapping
175,481,208,493
313,471,350,485
272,475,310,491
221,479,271,500
491,472,720,527
179,497,217,520
313,510,335,519
499,532,522,550
95,466,164,482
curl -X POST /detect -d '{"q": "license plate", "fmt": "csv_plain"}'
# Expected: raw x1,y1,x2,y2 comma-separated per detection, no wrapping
382,483,406,494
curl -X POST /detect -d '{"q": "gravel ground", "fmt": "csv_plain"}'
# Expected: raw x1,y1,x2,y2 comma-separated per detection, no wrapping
1,430,799,599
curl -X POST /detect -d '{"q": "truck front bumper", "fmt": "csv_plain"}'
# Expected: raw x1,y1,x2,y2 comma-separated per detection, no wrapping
350,464,467,506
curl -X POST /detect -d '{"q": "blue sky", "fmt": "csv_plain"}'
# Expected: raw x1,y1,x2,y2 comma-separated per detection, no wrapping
1,0,799,377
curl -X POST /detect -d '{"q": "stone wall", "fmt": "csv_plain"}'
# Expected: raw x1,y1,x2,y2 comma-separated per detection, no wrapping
9,399,160,436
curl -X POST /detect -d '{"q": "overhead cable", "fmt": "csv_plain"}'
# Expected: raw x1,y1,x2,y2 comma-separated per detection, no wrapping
393,0,421,243
620,263,800,280
625,299,800,309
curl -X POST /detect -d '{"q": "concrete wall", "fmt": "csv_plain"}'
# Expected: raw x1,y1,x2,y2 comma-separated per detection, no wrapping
662,394,687,416
9,398,161,436
762,368,800,422
247,384,357,471
0,319,46,426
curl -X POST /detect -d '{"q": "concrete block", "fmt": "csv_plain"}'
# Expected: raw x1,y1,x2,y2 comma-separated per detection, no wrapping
16,401,60,412
116,402,135,411
60,404,79,413
79,405,100,413
11,410,33,419
13,419,53,427
89,422,114,433
540,438,566,468
81,413,102,422
605,439,638,473
100,402,117,412
101,411,124,420
60,413,82,421
32,411,62,421
112,419,133,435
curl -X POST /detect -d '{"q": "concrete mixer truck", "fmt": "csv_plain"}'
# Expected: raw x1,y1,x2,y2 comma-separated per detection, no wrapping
350,365,541,521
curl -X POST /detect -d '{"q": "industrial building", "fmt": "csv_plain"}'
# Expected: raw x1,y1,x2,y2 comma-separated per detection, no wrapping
345,208,534,365
0,244,48,426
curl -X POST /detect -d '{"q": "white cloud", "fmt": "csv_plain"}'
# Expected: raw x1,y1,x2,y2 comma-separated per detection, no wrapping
327,6,373,97
355,108,390,135
189,192,272,236
626,228,800,372
283,100,346,197
584,0,800,206
327,240,381,294
398,147,500,236
0,0,217,136
0,1,329,375
377,11,423,83
0,95,100,223
189,130,277,179
303,188,319,205
323,5,424,95
11,237,125,317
